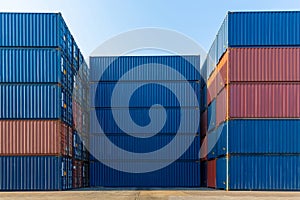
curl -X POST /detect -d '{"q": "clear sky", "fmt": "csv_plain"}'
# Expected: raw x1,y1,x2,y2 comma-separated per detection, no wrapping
1,0,300,57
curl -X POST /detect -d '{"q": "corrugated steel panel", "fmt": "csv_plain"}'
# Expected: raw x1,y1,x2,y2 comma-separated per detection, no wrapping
207,73,216,106
90,56,201,82
215,120,300,156
0,156,72,190
200,110,207,137
90,108,200,134
89,160,200,187
216,157,226,189
83,162,89,187
89,134,200,161
228,48,300,82
207,11,300,76
207,159,216,188
218,155,300,190
200,137,207,161
207,129,217,160
228,11,300,47
0,84,73,125
229,83,300,118
0,120,72,156
0,13,77,61
91,82,200,108
207,100,216,132
0,48,74,90
73,131,83,160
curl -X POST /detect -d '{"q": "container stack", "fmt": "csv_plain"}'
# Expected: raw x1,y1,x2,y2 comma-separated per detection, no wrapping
0,13,89,190
202,11,300,190
89,56,201,187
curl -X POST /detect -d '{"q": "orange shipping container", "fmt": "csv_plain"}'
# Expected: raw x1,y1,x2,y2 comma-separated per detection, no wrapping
0,120,72,156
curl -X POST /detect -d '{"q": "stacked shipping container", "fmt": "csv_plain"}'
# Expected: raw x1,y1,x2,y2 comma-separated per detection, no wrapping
0,13,89,190
201,11,300,190
89,56,201,187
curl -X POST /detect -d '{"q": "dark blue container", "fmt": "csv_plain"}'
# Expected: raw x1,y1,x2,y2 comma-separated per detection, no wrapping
0,156,72,191
200,161,207,187
90,82,200,108
207,99,216,132
0,13,75,60
0,48,74,91
213,120,300,157
89,160,200,187
216,155,300,190
89,134,200,161
90,56,201,82
90,108,200,134
0,84,73,125
207,11,300,77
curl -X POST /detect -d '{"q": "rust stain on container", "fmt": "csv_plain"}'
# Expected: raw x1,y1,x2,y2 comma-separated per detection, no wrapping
0,120,72,156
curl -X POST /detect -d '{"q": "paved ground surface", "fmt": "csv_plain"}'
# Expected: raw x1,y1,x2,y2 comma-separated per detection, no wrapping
0,190,300,200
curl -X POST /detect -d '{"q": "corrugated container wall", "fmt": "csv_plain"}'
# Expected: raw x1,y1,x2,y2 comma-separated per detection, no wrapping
207,11,300,77
217,155,300,190
0,156,72,190
0,120,72,156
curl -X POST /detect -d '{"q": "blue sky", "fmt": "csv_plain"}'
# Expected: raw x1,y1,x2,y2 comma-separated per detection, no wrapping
1,0,300,56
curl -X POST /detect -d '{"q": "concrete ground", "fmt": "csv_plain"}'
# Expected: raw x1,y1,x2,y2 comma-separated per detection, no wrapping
0,190,300,200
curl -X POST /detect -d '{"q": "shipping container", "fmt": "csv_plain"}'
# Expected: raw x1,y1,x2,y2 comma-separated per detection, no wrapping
73,131,83,160
216,155,300,190
213,119,300,156
207,71,217,105
200,137,207,160
0,13,76,60
200,86,207,112
90,82,200,108
83,162,89,187
90,108,200,134
207,11,300,77
214,83,300,120
89,160,200,187
207,159,216,188
0,156,72,190
0,84,73,125
207,100,216,132
89,134,200,161
90,56,201,82
229,83,300,118
0,120,72,156
214,48,300,84
0,48,74,90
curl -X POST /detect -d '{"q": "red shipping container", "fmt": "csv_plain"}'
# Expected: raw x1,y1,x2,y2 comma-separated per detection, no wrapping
229,83,300,118
0,120,71,156
216,48,300,84
207,159,216,188
73,100,83,133
200,110,208,138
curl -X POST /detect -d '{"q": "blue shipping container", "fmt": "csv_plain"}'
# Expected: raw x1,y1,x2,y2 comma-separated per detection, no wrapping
216,155,300,190
0,84,73,125
0,48,74,90
90,160,200,187
90,56,201,82
0,156,72,191
0,13,76,61
90,108,200,134
91,82,200,108
207,11,300,77
211,120,300,157
89,134,200,161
